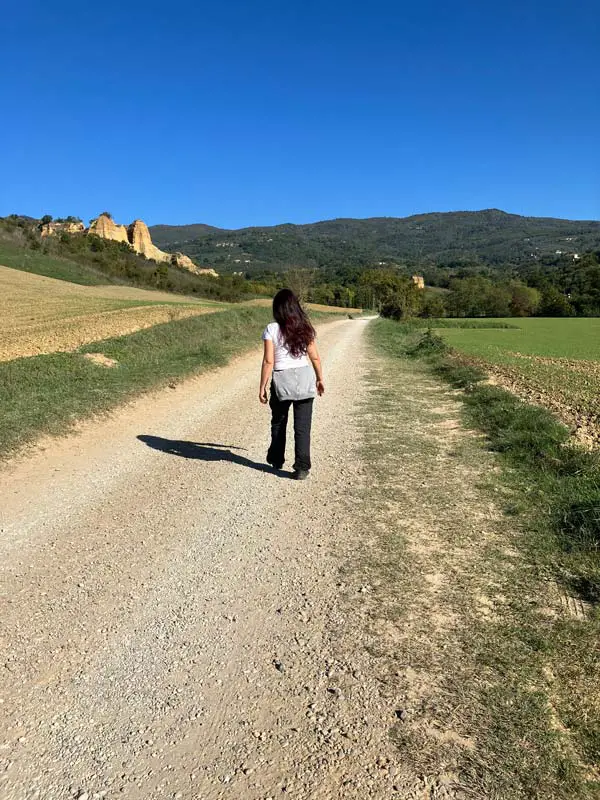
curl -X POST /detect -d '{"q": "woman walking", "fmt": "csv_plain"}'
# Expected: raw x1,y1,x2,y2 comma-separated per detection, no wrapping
259,289,324,479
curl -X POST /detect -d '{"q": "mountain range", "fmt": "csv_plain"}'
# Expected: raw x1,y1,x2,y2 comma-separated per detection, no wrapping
150,209,600,274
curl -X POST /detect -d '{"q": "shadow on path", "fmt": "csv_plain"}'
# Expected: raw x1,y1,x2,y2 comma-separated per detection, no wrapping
137,435,290,476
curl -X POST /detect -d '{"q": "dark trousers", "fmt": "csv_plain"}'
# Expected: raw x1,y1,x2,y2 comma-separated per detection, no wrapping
267,388,313,472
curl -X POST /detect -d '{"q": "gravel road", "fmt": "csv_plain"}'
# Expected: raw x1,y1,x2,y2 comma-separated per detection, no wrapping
1,317,399,799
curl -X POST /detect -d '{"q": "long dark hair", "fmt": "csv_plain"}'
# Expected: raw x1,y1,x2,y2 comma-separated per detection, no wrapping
273,289,316,357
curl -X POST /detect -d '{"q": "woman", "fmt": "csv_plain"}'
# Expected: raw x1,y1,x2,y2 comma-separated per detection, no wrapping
259,289,324,479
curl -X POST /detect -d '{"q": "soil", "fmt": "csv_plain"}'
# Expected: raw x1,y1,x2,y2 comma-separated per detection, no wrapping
0,265,213,304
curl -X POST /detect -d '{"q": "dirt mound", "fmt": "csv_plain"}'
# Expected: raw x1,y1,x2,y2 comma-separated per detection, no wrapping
83,352,119,368
85,214,218,276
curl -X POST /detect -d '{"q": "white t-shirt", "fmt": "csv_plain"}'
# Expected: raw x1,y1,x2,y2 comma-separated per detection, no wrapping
262,321,310,370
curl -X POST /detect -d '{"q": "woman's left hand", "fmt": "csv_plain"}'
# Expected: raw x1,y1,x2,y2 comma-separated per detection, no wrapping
259,387,268,404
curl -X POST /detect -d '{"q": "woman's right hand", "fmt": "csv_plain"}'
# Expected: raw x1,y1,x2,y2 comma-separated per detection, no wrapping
316,380,325,396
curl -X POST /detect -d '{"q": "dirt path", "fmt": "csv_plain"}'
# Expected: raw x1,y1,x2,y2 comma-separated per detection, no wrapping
0,318,577,799
2,317,401,800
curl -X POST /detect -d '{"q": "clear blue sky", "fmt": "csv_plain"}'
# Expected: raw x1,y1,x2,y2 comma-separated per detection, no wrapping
2,0,599,227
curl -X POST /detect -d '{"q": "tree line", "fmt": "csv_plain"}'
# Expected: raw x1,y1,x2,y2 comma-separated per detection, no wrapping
248,256,600,318
366,269,593,320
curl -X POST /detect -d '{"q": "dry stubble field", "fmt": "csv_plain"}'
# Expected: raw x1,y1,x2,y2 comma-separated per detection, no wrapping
0,264,224,362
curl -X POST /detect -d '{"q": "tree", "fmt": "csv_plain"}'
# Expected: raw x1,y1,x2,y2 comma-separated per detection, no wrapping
153,263,169,289
509,283,541,316
539,286,574,317
40,215,53,225
359,269,403,309
286,268,315,302
446,277,511,317
379,278,423,320
484,284,511,317
420,291,447,318
310,284,336,306
446,277,484,317
99,211,113,219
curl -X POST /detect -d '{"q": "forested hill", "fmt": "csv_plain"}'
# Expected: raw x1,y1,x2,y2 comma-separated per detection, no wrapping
150,210,600,273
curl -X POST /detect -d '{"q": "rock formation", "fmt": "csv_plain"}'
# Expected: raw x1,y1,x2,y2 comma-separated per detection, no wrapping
171,252,218,277
172,252,196,270
411,275,425,289
89,215,129,244
127,219,170,264
40,221,85,237
83,213,218,277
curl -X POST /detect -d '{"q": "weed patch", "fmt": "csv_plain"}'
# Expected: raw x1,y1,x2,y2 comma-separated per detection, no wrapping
392,322,600,592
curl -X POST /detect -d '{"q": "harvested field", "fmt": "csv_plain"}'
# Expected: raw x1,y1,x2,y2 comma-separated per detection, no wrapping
436,318,600,447
0,264,222,361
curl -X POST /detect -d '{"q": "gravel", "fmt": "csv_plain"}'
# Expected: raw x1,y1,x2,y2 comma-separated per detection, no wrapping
0,317,401,799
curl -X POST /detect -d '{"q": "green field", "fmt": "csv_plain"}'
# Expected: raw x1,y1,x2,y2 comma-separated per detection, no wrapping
435,319,600,437
437,318,600,361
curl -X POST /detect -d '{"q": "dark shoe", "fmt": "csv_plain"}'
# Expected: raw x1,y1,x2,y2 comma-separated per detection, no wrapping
268,460,284,470
293,469,310,480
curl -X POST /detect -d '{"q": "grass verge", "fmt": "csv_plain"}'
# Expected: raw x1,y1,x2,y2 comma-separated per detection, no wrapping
370,318,600,792
0,239,110,285
0,307,343,458
0,306,276,457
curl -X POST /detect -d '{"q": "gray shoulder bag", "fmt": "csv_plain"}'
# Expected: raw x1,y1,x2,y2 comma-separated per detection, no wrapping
272,365,317,401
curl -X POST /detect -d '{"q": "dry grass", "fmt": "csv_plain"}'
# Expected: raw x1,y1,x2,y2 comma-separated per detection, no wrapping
0,265,223,361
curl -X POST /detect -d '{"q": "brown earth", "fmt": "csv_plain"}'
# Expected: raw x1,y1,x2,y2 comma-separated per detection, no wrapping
127,219,171,264
86,215,218,275
40,221,86,237
468,353,600,449
88,215,129,244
